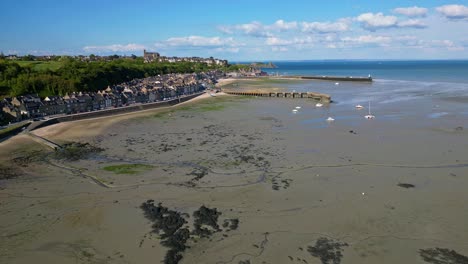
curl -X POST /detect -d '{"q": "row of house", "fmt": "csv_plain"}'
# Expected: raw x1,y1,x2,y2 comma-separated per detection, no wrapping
1,70,223,125
143,50,228,66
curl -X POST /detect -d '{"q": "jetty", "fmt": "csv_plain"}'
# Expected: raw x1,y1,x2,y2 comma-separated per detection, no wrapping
224,91,331,103
300,75,372,82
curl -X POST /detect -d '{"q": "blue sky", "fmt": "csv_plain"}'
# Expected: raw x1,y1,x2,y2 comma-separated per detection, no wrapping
1,0,468,60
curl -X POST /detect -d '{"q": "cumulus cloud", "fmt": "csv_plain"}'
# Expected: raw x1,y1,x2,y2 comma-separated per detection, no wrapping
272,19,298,31
238,22,272,37
272,46,288,52
356,12,427,30
218,20,297,37
436,4,468,20
397,19,427,28
342,35,392,45
214,47,240,53
83,43,146,53
393,6,428,17
265,36,314,47
429,40,464,51
356,13,398,30
266,37,292,46
301,20,350,33
163,36,238,47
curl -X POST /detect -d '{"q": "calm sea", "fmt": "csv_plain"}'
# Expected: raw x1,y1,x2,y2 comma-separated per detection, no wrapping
261,60,468,84
249,60,468,107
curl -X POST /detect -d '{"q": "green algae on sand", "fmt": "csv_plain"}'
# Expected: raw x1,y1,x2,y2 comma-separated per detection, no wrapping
102,164,154,174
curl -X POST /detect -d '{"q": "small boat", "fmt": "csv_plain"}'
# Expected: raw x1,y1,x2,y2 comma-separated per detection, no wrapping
316,103,323,107
335,82,339,86
326,117,335,122
364,101,375,119
292,109,298,113
210,93,216,97
295,106,301,109
355,104,364,109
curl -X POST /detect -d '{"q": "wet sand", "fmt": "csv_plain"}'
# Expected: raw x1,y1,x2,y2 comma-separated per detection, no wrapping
1,80,468,264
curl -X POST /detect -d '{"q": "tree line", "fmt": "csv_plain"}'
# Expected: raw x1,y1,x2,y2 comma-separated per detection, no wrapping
0,57,247,98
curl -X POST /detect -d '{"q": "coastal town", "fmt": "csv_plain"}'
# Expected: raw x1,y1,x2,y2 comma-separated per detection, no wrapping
0,52,267,127
1,70,220,123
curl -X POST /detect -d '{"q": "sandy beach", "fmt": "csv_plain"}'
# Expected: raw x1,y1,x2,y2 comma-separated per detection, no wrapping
1,78,468,264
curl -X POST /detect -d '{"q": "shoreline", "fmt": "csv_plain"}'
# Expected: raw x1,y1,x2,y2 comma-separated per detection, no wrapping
33,91,229,140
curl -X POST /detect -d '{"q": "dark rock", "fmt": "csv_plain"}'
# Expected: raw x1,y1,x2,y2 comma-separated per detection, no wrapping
223,218,239,230
419,247,468,264
307,237,348,264
397,183,415,189
140,200,186,239
192,206,221,237
140,200,189,264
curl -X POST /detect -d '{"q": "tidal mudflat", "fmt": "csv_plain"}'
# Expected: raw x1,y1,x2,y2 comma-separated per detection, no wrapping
1,82,468,263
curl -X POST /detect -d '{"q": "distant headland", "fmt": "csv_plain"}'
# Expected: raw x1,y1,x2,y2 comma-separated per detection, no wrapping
250,62,277,68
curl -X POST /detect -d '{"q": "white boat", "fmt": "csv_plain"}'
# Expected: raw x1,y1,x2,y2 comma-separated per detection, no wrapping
335,82,339,86
292,109,298,113
295,106,301,109
355,104,364,109
326,117,335,122
210,93,216,97
316,103,323,107
364,101,375,119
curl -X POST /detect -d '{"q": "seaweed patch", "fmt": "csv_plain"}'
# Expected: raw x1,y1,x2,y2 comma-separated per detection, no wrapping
53,142,103,161
141,200,238,264
192,206,221,237
307,237,348,264
419,247,468,264
397,183,415,189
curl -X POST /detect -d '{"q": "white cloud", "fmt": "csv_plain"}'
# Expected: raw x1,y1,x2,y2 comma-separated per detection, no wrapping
393,6,428,17
266,37,292,46
397,19,427,28
265,36,314,47
235,21,273,37
272,46,288,52
429,40,464,51
356,12,427,30
215,47,240,53
217,26,234,34
301,20,350,33
357,12,398,30
271,20,298,31
83,43,146,53
163,36,237,47
218,20,297,37
342,35,392,45
436,5,468,20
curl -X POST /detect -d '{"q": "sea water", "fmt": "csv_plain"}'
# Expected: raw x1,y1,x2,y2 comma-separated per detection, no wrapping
255,61,468,123
263,60,468,83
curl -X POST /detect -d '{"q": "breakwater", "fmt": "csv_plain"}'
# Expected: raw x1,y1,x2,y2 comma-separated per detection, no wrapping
224,91,331,103
300,75,372,82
